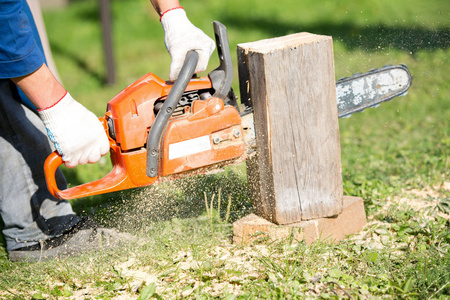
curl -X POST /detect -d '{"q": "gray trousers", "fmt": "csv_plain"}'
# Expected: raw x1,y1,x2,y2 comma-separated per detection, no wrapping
0,79,79,251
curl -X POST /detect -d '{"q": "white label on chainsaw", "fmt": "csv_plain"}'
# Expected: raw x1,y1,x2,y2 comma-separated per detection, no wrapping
169,135,211,160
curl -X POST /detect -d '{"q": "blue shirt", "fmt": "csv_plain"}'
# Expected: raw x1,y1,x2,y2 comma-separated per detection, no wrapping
0,0,46,109
0,0,45,78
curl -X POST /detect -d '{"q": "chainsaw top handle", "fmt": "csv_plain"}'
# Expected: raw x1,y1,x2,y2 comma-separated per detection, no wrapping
146,21,232,178
209,21,233,100
146,50,198,177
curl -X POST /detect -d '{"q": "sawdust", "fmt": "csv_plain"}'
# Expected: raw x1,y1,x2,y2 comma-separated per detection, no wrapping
96,166,251,235
349,181,450,254
115,258,158,284
380,181,450,220
406,181,449,199
106,243,267,298
18,181,445,299
40,169,447,299
70,287,106,299
0,289,20,298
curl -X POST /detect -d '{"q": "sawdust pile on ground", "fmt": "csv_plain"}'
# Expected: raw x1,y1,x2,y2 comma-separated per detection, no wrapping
381,181,449,220
111,245,266,298
108,183,449,298
17,182,447,299
349,181,450,253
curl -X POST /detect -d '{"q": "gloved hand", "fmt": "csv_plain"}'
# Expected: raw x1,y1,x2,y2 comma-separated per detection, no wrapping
160,8,215,81
38,92,109,168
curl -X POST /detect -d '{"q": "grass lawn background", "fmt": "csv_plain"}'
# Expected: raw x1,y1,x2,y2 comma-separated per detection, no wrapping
0,0,448,298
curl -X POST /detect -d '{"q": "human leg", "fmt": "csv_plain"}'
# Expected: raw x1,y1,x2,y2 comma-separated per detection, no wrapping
0,79,79,251
1,80,135,262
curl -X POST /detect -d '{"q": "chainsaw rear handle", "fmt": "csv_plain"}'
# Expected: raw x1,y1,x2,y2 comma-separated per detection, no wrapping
44,118,136,199
44,148,136,200
44,152,65,199
146,50,199,177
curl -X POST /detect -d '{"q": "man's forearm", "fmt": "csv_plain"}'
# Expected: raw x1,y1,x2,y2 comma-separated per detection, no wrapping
150,0,181,15
11,0,183,110
11,63,66,110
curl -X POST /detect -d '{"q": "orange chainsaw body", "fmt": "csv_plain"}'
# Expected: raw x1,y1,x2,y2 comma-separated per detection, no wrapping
44,21,244,200
44,73,245,199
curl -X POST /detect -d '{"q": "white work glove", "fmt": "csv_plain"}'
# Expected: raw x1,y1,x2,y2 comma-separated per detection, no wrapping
161,8,215,81
38,92,109,168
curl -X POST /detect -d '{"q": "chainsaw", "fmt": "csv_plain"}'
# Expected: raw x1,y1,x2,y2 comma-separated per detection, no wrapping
44,21,412,200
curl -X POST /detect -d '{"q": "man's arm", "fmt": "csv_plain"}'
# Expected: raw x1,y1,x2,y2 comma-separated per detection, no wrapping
11,63,65,110
150,0,181,15
6,0,214,168
11,63,109,168
0,1,108,168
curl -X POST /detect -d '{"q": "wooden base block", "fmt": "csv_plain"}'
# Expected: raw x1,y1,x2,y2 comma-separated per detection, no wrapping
233,196,367,245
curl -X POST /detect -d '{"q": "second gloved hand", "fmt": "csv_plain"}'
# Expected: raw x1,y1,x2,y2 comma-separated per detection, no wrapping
38,92,109,168
161,8,215,81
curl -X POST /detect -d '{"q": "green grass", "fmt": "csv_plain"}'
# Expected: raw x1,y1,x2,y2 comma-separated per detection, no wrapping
0,0,449,298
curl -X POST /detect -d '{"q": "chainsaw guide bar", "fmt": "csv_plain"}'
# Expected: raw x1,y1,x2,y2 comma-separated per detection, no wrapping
240,65,412,119
336,65,412,118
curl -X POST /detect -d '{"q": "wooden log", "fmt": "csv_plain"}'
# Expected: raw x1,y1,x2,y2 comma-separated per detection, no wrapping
237,33,343,224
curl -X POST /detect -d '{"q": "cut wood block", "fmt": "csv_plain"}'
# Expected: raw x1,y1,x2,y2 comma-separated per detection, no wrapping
237,33,343,224
233,196,366,245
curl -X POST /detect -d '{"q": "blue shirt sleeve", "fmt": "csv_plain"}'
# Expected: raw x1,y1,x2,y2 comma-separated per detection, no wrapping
0,0,46,79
